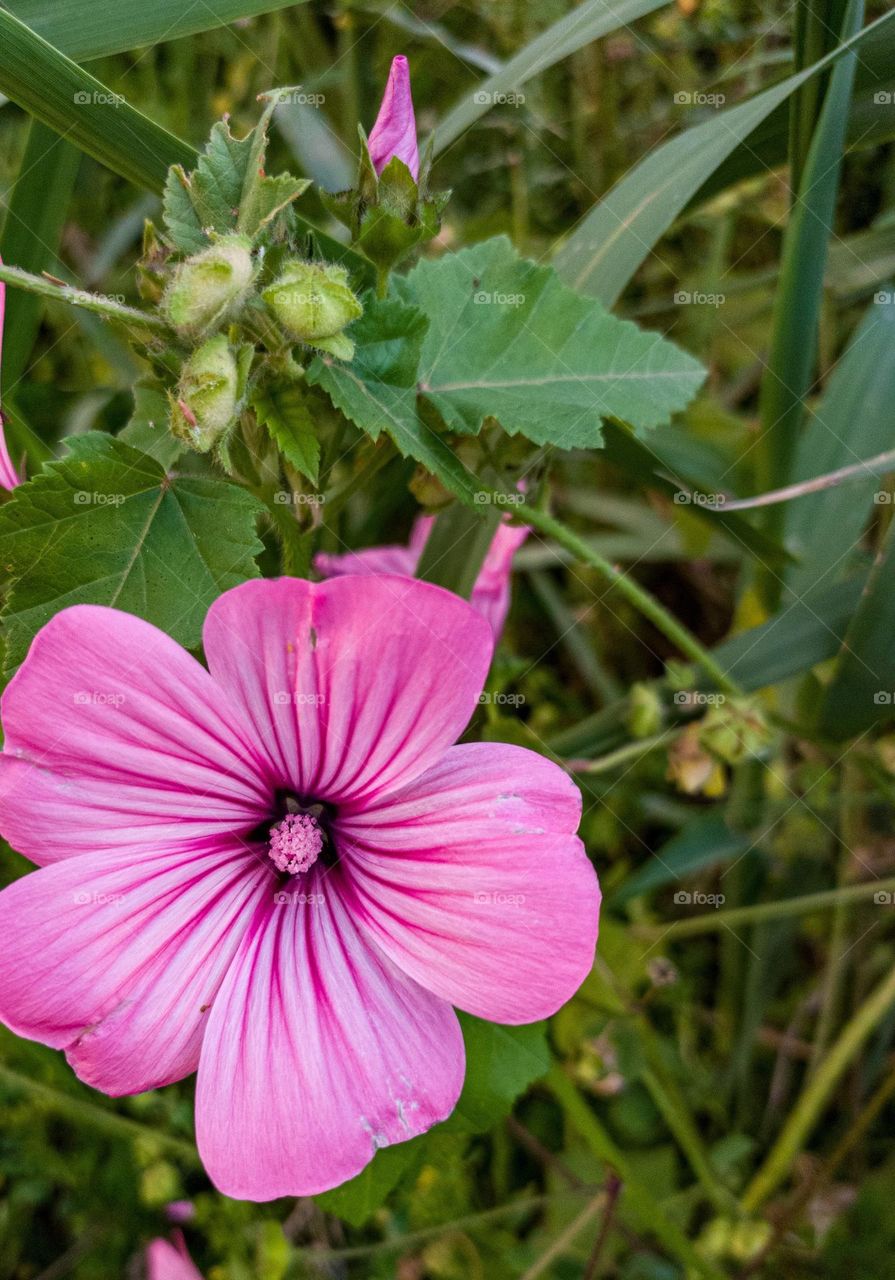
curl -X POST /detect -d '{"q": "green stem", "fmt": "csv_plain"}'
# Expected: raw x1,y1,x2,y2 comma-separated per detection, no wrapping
516,501,742,695
548,1065,728,1280
0,1064,198,1161
0,262,169,334
742,960,895,1210
322,439,396,520
637,875,895,939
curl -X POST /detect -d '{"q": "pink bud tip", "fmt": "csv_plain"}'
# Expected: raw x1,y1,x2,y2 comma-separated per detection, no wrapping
368,54,419,181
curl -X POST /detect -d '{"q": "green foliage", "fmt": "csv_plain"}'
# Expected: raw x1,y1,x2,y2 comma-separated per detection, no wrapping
0,434,263,671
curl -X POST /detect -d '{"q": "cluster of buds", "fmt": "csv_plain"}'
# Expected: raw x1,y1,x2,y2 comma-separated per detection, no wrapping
145,55,435,460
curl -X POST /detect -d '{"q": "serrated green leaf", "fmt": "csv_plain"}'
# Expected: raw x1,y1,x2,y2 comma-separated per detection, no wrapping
0,434,263,672
306,295,480,506
162,166,206,255
239,172,311,238
442,1013,550,1132
251,383,320,484
398,237,705,447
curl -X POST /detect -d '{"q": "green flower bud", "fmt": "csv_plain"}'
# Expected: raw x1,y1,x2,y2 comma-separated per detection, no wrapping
170,335,240,452
262,260,362,358
163,235,254,337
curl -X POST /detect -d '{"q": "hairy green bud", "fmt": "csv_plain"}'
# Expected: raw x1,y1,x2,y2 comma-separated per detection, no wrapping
170,335,240,452
163,235,254,337
262,260,362,358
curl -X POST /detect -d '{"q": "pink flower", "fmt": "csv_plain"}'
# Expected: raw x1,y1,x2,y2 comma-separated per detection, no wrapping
0,257,23,491
315,514,529,640
147,1233,203,1280
0,577,599,1199
368,55,419,181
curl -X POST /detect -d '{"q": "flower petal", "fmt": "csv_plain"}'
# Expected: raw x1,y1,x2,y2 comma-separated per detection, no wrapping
368,55,419,180
314,543,416,580
202,576,492,806
472,521,530,638
195,871,463,1199
146,1237,204,1280
0,604,270,864
337,742,600,1023
0,841,272,1094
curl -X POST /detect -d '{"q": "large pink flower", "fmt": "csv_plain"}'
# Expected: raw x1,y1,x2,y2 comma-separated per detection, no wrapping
315,514,529,640
0,257,23,491
368,54,419,180
0,576,599,1199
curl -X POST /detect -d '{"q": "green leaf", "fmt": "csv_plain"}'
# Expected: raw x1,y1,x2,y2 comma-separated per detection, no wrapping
432,0,670,155
399,237,705,447
754,0,864,584
0,434,263,672
118,382,184,469
443,1013,550,1132
314,1142,422,1227
786,292,895,598
307,294,482,506
251,383,320,484
0,7,194,194
817,523,895,738
713,576,865,693
612,812,756,906
0,120,80,396
4,0,307,63
554,7,895,305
